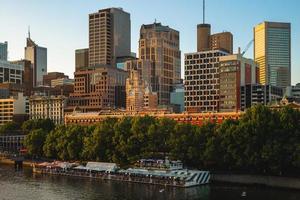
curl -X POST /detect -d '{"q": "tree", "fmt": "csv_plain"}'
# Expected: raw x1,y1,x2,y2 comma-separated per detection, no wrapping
0,122,21,135
56,125,86,160
146,118,176,158
168,123,198,166
24,129,47,158
82,118,117,161
22,119,55,133
112,117,133,166
43,125,66,159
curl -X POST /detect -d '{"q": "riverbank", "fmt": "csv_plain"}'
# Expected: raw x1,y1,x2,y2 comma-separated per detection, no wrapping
0,157,33,167
211,174,300,190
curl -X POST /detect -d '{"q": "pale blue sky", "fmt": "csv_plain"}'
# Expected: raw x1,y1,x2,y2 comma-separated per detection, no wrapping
0,0,299,84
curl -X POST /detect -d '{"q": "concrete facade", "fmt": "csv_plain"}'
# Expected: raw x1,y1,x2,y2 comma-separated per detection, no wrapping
197,24,233,54
29,95,66,124
66,67,128,113
184,50,228,112
219,54,258,112
241,84,283,110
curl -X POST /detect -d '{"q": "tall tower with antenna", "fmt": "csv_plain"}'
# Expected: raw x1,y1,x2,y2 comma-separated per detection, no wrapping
197,0,211,52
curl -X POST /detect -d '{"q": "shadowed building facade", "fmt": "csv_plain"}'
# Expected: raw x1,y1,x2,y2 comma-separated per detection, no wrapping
66,67,128,113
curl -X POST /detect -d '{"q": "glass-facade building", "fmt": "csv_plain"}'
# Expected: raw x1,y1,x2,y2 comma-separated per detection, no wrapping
25,38,47,87
254,21,291,88
0,42,8,61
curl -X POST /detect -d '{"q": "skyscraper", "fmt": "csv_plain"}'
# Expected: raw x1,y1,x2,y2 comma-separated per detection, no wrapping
254,21,291,88
139,22,181,106
25,33,47,87
0,42,8,61
89,8,131,67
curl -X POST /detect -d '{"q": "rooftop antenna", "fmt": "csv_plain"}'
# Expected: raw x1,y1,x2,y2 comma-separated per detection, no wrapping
203,0,205,24
28,26,31,39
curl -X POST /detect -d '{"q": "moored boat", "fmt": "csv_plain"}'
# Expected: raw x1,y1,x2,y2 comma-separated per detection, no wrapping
32,158,210,188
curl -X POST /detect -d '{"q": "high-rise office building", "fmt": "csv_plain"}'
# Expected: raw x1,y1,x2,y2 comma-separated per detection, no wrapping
89,8,131,67
0,42,8,61
197,25,233,54
75,48,89,71
25,34,47,87
139,22,181,106
184,50,228,112
254,21,291,88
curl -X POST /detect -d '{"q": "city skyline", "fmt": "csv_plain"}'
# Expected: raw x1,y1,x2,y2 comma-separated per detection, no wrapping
0,0,299,84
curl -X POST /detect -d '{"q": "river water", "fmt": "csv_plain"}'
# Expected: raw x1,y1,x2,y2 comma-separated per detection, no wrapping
0,164,300,200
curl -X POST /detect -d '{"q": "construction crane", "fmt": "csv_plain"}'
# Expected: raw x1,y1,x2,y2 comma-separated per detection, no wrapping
241,39,254,56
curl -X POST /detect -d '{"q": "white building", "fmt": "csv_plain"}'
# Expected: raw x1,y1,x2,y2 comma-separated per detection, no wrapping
29,95,66,124
0,93,29,125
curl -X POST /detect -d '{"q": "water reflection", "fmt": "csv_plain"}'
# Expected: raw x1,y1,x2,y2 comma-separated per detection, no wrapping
0,164,299,200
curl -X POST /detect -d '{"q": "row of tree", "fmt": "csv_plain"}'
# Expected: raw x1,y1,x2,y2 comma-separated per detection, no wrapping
23,105,300,175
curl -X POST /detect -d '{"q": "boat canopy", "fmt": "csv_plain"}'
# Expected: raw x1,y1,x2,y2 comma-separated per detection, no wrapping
82,162,117,172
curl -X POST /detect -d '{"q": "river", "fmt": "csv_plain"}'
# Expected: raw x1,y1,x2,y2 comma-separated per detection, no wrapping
0,164,300,200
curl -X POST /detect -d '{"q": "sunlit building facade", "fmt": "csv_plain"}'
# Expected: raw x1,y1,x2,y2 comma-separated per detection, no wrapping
254,21,291,88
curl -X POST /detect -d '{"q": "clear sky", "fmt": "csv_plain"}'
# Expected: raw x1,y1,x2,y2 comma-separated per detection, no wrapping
0,0,299,84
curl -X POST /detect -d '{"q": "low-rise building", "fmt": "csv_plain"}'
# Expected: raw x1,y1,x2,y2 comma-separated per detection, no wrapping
170,83,184,113
29,95,67,124
285,84,300,103
65,110,242,127
0,93,29,125
43,72,68,86
241,84,283,110
219,53,258,112
51,77,74,87
0,60,23,84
